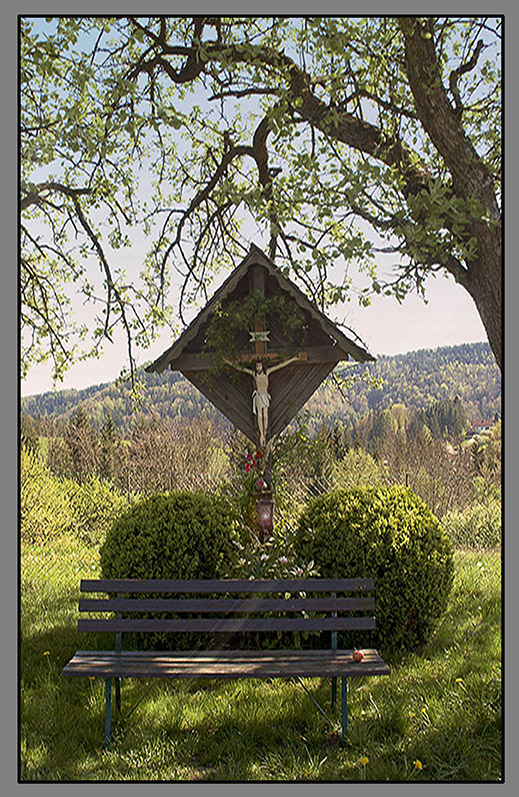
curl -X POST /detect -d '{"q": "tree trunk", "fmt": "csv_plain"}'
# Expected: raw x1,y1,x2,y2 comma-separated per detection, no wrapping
399,17,502,370
464,227,502,371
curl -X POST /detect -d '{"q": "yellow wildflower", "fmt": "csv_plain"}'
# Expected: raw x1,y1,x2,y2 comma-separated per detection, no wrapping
43,651,50,656
360,756,369,766
414,759,423,770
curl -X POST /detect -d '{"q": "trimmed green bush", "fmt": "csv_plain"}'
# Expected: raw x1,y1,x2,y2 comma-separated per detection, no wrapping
294,486,454,652
100,491,235,580
100,491,236,649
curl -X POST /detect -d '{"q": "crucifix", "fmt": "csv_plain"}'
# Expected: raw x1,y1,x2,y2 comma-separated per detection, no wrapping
148,246,373,448
229,353,306,450
225,281,307,450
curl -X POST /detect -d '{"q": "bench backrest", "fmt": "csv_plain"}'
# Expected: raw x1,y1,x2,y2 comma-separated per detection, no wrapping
78,578,377,640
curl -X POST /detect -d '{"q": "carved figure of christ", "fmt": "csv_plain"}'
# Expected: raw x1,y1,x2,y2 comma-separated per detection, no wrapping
227,354,306,449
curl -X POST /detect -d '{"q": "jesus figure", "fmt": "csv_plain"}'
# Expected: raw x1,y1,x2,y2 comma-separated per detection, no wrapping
228,353,305,448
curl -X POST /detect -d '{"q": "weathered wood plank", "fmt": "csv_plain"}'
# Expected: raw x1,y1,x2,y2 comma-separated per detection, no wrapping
181,368,256,442
269,361,336,437
63,648,390,679
248,263,266,296
79,597,376,613
80,578,375,594
71,648,383,660
77,617,377,633
171,346,347,371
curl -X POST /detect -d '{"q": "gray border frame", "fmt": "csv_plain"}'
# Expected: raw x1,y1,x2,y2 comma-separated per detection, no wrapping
8,2,513,794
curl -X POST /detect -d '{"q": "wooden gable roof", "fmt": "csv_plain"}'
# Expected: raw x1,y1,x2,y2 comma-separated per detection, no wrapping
147,244,374,443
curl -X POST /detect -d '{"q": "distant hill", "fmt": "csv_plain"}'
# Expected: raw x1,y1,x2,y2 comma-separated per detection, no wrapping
21,342,501,432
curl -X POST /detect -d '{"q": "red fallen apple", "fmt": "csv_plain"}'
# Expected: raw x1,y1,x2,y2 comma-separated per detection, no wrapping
352,650,364,662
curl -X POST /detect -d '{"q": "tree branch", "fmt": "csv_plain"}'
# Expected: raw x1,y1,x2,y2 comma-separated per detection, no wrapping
21,182,92,211
127,16,208,84
449,38,485,117
398,17,496,205
159,142,254,283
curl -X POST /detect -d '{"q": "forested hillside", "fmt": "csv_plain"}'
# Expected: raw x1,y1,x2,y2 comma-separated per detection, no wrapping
307,342,500,430
21,342,500,433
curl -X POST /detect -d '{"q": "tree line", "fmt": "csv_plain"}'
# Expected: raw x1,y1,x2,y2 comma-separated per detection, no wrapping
21,393,501,523
21,342,500,435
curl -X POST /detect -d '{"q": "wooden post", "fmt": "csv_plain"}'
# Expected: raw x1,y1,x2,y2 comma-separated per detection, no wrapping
341,678,348,745
249,265,268,358
331,592,337,708
104,678,112,750
248,263,266,297
248,265,274,535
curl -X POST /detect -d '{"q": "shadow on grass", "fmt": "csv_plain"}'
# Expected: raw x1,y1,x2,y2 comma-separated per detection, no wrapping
20,550,502,782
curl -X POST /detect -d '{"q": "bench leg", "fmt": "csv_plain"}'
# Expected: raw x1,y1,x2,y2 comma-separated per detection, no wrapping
115,677,121,714
341,678,348,745
104,678,112,750
331,627,337,708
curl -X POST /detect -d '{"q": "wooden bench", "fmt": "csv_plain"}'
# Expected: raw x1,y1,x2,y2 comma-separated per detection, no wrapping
62,577,390,748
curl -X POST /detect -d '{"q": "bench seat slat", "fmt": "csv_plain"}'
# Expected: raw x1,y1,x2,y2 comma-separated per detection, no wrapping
78,617,376,633
63,649,390,679
79,597,375,613
80,577,374,594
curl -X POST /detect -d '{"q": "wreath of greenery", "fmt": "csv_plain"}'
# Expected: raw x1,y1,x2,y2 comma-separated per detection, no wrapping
203,291,308,375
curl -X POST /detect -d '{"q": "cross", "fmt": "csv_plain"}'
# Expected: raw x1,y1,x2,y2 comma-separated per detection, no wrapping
235,318,306,365
250,317,269,356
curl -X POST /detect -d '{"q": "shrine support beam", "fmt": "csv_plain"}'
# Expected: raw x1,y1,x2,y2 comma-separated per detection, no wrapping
170,346,350,372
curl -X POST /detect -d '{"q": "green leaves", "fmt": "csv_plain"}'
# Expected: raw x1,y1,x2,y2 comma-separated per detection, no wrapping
20,16,502,385
295,486,454,651
203,291,307,374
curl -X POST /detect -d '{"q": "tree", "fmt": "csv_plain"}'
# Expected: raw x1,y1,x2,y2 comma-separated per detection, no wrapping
65,407,99,481
20,412,40,453
20,16,502,383
99,412,119,480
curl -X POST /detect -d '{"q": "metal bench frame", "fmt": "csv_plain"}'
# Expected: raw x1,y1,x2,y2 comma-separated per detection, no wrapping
62,577,390,748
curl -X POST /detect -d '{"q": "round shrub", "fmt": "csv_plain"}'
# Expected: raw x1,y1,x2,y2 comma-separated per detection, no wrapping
100,491,236,649
100,491,235,581
294,486,454,652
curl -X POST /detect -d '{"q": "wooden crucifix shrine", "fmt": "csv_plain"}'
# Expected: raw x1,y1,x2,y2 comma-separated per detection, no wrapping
147,244,374,536
148,244,374,448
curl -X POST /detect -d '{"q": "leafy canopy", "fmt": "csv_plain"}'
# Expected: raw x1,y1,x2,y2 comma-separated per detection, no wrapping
20,17,502,382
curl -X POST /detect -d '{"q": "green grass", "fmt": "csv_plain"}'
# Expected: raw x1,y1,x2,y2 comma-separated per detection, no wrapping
20,540,502,782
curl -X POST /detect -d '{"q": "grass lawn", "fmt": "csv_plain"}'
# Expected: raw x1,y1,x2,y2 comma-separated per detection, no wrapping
20,540,502,782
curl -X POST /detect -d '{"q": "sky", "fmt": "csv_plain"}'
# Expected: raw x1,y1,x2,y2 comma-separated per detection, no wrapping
19,15,492,398
20,247,488,397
